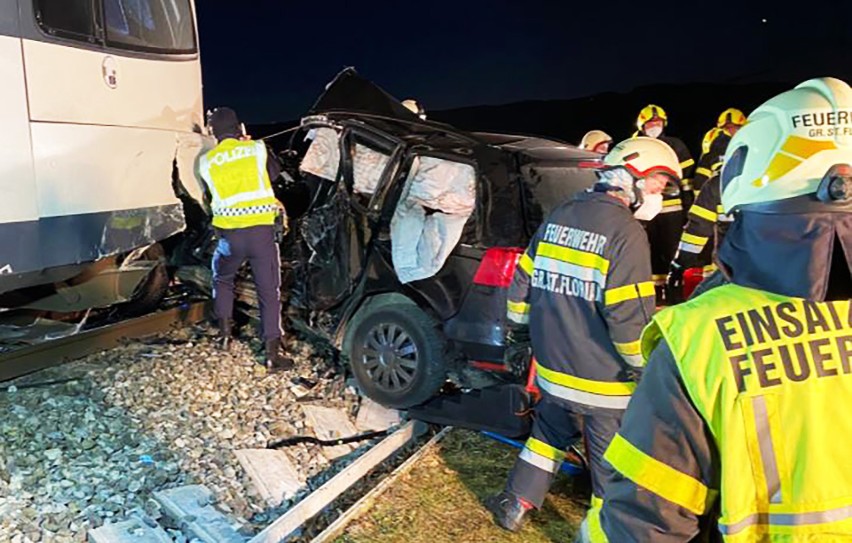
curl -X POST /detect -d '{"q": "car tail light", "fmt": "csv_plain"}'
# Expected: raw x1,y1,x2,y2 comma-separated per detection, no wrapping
577,160,603,169
683,267,705,299
473,247,524,288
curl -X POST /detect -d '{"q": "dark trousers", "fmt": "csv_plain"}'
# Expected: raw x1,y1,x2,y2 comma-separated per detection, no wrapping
506,396,623,508
646,209,685,303
212,225,282,341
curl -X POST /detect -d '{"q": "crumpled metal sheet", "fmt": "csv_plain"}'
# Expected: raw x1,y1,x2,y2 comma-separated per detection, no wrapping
0,203,185,297
21,262,155,312
97,204,186,260
294,191,354,310
0,315,88,346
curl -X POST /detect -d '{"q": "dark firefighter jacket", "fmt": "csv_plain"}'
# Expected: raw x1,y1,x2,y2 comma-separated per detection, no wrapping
672,174,733,269
661,134,696,191
693,128,731,194
506,190,656,413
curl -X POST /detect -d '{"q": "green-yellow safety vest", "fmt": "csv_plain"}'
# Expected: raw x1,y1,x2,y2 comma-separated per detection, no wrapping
643,283,852,541
199,139,278,229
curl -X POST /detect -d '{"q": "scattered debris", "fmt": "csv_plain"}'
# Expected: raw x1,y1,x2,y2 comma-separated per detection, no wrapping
154,485,246,543
234,450,303,508
301,406,359,460
355,398,401,432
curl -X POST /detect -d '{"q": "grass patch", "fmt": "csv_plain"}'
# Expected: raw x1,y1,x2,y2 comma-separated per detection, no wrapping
336,429,590,543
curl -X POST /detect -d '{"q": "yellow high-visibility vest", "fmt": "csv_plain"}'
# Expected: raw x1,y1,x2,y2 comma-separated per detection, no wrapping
643,283,852,541
198,139,278,229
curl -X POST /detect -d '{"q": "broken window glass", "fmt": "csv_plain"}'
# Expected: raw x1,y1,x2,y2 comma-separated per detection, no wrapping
391,157,476,284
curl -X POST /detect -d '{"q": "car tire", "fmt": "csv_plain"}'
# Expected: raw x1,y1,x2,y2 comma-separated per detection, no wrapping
348,302,447,409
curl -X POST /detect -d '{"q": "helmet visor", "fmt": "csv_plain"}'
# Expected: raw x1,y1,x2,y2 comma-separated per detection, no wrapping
721,145,749,197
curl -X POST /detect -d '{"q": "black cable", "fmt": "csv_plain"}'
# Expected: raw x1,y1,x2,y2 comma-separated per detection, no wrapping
266,428,392,449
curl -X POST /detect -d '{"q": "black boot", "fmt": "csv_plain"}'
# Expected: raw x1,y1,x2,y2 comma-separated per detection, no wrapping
264,338,294,372
485,491,532,533
218,318,234,353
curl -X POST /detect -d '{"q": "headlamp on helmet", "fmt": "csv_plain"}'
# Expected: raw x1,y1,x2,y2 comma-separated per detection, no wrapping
817,164,852,203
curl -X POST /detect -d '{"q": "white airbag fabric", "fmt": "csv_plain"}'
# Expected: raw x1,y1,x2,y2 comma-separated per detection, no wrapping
299,128,340,181
391,157,476,284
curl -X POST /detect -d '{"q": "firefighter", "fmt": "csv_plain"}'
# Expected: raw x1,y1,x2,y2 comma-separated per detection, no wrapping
633,104,696,302
485,137,683,533
579,77,852,542
693,108,747,194
199,107,293,371
666,109,747,302
580,130,614,154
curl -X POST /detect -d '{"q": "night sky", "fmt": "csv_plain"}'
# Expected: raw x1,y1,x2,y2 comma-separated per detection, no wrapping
197,0,852,124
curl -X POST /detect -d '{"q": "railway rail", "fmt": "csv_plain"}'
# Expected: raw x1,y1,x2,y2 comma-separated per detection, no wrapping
0,301,210,383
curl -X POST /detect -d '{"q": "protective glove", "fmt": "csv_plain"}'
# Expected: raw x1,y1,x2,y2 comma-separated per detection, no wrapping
273,208,289,244
665,262,685,305
627,366,644,385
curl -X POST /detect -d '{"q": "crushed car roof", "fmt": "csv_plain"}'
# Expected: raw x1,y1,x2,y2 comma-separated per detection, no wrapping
307,68,599,163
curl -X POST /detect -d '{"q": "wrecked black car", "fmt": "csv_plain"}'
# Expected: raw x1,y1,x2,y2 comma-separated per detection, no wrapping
276,69,601,411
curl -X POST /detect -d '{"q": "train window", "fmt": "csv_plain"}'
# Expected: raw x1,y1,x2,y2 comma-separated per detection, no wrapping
35,0,97,43
104,0,196,53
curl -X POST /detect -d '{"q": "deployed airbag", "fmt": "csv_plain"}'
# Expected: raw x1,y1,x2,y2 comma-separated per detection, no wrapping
300,127,340,181
300,129,389,195
391,157,476,284
352,144,390,195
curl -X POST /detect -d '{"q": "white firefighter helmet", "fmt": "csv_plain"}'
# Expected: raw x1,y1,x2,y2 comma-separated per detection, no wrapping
580,130,613,153
402,99,426,120
604,137,682,181
720,77,852,213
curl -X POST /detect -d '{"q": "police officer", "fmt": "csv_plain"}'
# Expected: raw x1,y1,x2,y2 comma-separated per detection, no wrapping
579,77,852,542
580,130,614,154
485,137,683,532
665,109,747,302
633,105,696,302
199,107,293,371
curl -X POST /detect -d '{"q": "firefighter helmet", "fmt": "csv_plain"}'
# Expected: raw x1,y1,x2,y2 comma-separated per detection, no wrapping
720,77,852,212
402,99,427,120
636,104,668,130
580,130,613,152
604,137,682,181
717,107,747,128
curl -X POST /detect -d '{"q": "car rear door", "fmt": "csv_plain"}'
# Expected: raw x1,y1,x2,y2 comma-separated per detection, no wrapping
299,123,403,311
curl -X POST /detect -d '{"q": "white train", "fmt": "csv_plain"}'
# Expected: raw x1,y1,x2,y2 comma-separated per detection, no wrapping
0,0,207,311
